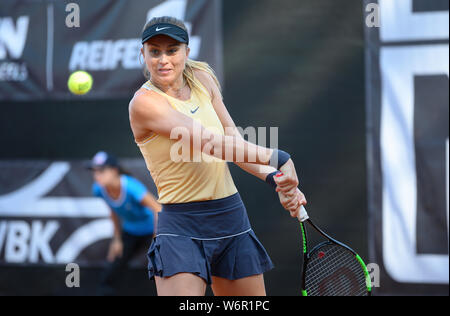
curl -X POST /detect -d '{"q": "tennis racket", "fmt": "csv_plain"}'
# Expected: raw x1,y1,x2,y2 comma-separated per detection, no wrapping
296,206,372,296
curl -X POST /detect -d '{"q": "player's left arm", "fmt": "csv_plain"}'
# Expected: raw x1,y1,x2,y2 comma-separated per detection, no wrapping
196,70,306,213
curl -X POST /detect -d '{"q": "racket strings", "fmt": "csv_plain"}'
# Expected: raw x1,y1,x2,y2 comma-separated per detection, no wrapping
304,244,368,296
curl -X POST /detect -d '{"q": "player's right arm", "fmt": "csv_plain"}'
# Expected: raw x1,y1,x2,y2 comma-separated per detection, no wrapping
192,70,300,196
108,209,123,262
129,90,274,166
110,209,121,240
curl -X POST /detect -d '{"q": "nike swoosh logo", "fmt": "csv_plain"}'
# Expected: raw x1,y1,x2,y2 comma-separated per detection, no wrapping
156,27,171,32
190,107,200,114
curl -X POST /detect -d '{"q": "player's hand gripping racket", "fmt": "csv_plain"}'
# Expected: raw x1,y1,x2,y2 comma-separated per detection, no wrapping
273,172,371,296
296,205,372,296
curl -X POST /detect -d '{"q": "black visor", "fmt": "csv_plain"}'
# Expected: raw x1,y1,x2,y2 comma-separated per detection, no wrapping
141,23,189,45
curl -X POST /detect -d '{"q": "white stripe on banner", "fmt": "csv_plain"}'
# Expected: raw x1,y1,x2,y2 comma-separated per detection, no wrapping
55,219,113,263
0,162,69,202
379,0,449,42
0,162,110,218
381,45,449,284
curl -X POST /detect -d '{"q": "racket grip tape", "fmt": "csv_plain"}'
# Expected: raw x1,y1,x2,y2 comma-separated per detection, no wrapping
297,205,309,222
267,172,309,222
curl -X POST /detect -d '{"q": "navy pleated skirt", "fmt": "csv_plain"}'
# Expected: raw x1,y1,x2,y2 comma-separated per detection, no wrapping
147,192,274,285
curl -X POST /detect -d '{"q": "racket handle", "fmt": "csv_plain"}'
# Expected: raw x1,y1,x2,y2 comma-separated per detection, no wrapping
274,172,309,222
297,205,309,222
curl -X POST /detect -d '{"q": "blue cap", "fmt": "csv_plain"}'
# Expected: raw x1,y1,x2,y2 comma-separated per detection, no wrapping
87,151,119,170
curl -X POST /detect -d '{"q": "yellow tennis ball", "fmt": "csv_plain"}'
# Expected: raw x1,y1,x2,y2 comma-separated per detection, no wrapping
68,71,93,95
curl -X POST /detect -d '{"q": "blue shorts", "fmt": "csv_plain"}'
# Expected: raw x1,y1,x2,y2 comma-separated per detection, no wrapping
147,192,274,285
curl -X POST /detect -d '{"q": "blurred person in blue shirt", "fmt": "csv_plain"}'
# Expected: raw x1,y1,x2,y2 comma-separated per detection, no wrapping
88,151,161,295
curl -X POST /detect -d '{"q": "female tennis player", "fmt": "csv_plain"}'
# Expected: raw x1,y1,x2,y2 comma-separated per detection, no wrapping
129,16,306,296
88,151,162,295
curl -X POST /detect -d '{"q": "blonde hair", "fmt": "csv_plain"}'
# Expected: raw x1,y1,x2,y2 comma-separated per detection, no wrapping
141,16,221,95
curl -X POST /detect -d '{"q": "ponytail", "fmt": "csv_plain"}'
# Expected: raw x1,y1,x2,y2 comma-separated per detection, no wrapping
183,59,222,97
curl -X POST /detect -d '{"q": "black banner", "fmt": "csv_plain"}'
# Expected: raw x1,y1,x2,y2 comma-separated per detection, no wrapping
365,0,449,295
0,159,157,267
0,0,222,101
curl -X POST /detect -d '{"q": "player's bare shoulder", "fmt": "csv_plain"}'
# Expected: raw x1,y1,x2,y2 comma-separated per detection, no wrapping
193,68,216,97
129,88,169,141
129,87,166,121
